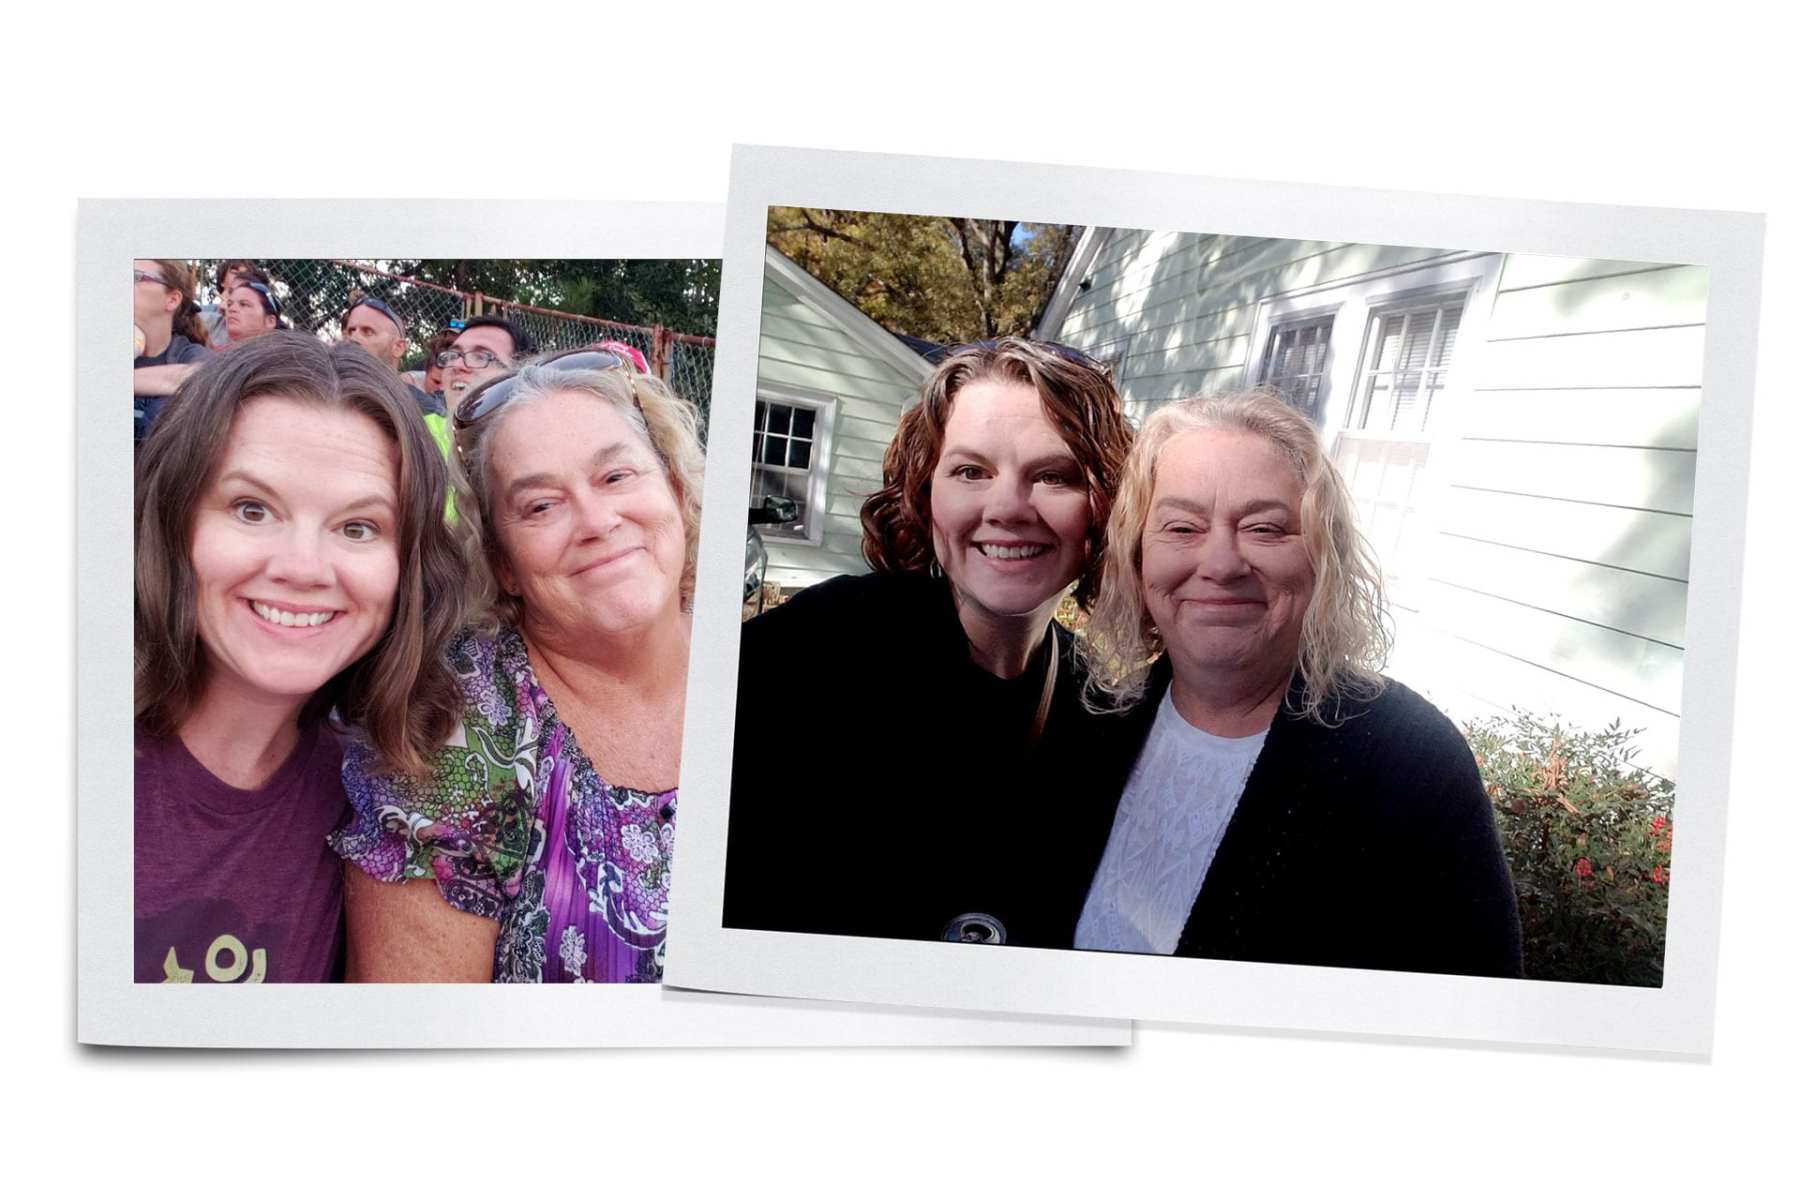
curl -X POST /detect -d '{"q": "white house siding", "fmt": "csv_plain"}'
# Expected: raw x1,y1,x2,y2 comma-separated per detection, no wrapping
1046,230,1702,778
756,269,922,589
1407,257,1705,780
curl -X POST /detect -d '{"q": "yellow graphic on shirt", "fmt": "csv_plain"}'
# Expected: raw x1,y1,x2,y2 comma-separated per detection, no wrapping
160,934,268,983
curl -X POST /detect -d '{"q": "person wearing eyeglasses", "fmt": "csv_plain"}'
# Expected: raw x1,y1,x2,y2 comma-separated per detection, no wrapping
331,342,700,983
133,259,215,442
439,314,534,414
222,277,284,346
722,337,1137,948
133,333,467,983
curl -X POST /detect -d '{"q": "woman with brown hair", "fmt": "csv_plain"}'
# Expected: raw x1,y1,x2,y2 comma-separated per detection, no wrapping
133,259,214,441
722,337,1136,947
134,332,466,983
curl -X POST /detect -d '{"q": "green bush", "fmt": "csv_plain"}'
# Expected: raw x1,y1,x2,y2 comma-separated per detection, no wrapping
1464,711,1675,987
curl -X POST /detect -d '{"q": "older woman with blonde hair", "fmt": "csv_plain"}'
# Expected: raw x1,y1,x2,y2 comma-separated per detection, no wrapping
331,343,703,982
1074,389,1521,976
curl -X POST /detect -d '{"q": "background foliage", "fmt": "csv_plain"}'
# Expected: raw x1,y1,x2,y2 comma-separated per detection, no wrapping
767,208,1078,344
1465,711,1675,987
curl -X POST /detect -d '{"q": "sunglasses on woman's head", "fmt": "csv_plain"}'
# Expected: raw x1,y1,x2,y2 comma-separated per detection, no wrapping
451,344,647,457
133,269,170,288
238,280,280,316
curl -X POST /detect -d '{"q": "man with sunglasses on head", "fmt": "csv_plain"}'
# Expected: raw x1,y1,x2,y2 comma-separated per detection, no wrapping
340,296,443,422
440,314,534,416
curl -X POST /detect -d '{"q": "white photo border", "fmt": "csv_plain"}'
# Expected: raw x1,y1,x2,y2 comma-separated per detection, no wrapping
662,146,1764,1056
77,198,1128,1048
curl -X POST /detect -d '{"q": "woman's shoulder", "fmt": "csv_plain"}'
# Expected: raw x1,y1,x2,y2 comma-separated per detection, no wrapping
1295,676,1479,780
744,570,935,649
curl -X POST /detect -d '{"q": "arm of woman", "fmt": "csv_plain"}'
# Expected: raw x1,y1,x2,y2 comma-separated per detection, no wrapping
343,868,496,983
133,362,200,396
331,732,526,984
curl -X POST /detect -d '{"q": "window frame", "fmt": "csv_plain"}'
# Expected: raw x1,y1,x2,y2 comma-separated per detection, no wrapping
1242,252,1501,438
750,383,839,547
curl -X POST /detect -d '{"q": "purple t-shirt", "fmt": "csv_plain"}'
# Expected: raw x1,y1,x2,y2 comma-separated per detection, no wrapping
134,722,349,984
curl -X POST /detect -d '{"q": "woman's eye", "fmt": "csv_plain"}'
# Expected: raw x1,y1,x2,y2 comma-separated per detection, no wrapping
232,500,269,524
602,469,637,486
948,464,984,481
523,499,557,517
342,520,379,543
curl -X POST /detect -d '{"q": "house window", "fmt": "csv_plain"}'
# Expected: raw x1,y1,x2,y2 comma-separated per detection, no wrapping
1350,297,1464,435
751,395,832,542
1256,316,1333,420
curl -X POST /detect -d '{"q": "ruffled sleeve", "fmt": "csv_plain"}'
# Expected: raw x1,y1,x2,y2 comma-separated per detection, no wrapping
328,627,538,922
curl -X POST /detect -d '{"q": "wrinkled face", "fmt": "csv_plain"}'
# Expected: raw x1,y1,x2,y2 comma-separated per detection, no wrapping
487,389,686,642
1141,428,1315,683
224,284,277,342
928,378,1091,636
342,304,407,370
133,259,178,330
189,396,402,714
443,325,516,412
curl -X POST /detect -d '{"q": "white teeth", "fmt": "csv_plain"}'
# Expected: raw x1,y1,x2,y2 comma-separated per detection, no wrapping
978,544,1049,560
251,601,336,628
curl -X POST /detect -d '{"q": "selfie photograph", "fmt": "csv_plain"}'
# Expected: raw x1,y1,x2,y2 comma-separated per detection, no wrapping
130,255,718,985
666,146,1760,1053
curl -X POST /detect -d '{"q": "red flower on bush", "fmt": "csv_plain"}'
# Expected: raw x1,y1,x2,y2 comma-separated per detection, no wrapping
1575,858,1594,878
1650,867,1667,884
1651,815,1667,832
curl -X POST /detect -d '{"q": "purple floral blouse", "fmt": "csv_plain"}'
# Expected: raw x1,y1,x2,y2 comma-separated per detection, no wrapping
331,624,674,983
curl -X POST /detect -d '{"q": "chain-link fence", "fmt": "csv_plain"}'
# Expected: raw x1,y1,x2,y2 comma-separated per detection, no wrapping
186,259,717,416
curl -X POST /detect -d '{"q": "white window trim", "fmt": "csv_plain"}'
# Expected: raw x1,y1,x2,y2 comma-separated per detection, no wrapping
753,382,839,547
1242,252,1502,437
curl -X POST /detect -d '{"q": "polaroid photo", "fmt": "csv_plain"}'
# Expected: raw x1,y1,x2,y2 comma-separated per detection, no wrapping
78,198,1127,1048
663,145,1764,1055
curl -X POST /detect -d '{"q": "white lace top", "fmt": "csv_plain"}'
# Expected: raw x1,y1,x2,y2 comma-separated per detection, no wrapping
1074,689,1268,955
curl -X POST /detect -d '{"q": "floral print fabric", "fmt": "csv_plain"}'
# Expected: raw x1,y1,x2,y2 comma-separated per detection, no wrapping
331,624,674,983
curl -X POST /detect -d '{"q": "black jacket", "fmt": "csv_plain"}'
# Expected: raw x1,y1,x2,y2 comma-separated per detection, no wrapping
723,571,1126,947
1083,659,1524,978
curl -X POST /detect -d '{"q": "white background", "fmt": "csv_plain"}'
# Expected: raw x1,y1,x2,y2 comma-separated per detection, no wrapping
12,2,1793,1194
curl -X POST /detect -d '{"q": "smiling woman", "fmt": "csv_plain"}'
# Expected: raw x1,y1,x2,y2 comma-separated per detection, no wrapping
723,338,1136,946
328,345,706,983
133,333,466,983
1074,391,1522,974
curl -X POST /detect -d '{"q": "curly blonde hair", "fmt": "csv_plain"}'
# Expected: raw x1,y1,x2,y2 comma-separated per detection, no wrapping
1082,389,1391,723
451,360,706,628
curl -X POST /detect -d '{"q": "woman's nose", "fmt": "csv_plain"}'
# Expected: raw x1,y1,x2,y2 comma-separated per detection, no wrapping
984,474,1038,524
1195,527,1248,580
266,529,333,586
570,487,624,540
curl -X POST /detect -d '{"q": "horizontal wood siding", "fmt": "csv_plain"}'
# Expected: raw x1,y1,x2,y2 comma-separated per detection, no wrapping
1043,234,1703,778
1423,257,1704,777
756,272,918,589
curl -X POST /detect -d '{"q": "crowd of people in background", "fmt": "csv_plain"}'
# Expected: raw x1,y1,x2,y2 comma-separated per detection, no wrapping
131,258,544,452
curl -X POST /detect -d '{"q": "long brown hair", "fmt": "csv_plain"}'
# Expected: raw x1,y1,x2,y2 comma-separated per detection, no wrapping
860,337,1134,609
150,259,209,348
135,332,468,775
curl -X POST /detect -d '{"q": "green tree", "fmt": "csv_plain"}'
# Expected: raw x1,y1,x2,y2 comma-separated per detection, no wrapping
766,209,1077,344
393,259,721,335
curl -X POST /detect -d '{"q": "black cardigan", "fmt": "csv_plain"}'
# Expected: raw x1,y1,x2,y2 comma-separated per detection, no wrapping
722,571,1128,948
1080,658,1524,978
